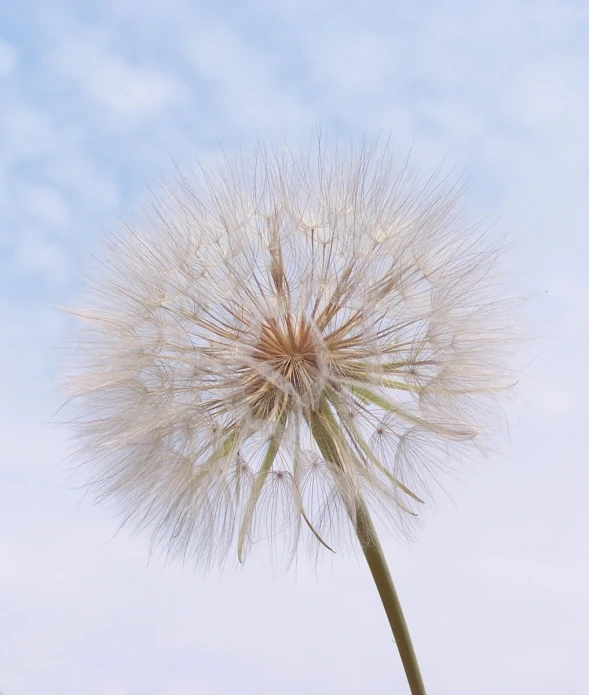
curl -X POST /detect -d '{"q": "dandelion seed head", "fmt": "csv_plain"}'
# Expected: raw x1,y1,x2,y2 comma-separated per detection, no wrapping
59,136,521,568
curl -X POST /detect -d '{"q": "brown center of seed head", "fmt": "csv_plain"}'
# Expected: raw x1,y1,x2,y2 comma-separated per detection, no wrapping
254,315,319,388
245,314,320,418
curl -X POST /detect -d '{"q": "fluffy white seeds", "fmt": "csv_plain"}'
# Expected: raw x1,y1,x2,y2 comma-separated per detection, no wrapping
60,139,518,568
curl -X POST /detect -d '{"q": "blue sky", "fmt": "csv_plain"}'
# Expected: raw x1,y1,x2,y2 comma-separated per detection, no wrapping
1,0,588,693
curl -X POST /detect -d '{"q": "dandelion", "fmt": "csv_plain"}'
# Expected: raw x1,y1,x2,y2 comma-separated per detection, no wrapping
59,136,519,694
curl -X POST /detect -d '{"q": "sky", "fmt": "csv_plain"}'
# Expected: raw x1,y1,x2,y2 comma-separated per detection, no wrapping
1,0,588,693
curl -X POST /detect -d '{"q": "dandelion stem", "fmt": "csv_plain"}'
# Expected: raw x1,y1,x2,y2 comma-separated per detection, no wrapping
308,404,426,694
354,497,427,695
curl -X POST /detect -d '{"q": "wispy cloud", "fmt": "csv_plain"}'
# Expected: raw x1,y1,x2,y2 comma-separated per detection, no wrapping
182,16,312,131
47,24,188,120
19,184,72,228
0,39,17,78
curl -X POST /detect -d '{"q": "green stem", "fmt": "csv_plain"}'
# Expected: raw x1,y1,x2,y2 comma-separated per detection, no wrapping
354,497,427,695
308,404,426,694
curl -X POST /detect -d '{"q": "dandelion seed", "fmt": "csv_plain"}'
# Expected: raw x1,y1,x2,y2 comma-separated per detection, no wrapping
58,135,521,694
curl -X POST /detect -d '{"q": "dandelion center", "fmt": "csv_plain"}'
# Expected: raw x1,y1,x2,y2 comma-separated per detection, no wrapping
244,314,322,416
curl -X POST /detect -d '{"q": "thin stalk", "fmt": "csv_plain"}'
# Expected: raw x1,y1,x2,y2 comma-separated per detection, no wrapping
308,404,426,694
354,496,427,695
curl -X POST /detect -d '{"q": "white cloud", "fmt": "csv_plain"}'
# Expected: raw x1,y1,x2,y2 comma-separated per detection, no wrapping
0,39,17,78
47,155,120,213
184,18,312,131
505,56,589,179
526,380,576,419
0,101,59,159
304,28,397,93
48,26,187,119
20,185,72,229
9,228,70,287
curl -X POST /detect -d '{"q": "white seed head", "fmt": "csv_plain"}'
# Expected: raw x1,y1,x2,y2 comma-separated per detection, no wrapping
59,137,520,568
